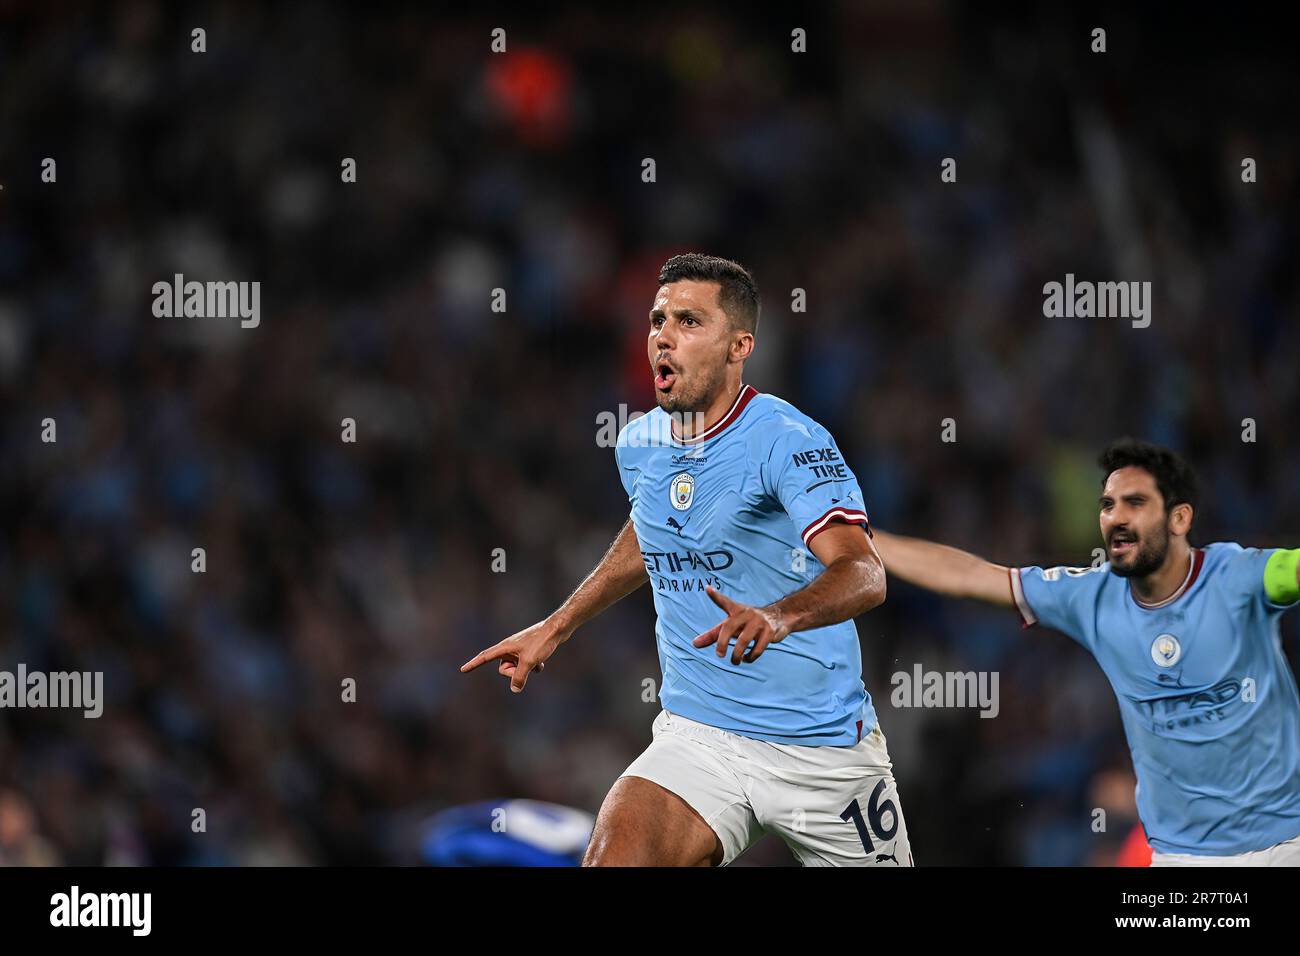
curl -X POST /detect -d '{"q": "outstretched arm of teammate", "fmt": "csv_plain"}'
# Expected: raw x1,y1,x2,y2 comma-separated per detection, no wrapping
460,517,648,692
692,522,887,664
870,529,1013,607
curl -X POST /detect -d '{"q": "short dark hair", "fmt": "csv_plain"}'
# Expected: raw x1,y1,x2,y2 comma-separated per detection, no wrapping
1097,438,1200,517
657,253,760,333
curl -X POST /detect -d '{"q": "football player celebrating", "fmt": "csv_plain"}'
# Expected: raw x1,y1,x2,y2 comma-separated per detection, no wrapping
873,439,1300,865
463,254,911,867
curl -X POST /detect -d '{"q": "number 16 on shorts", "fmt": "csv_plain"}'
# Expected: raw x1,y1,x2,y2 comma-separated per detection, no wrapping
840,779,912,866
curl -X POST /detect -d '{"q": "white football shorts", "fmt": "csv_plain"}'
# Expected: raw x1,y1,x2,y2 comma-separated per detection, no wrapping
619,708,914,867
1151,833,1300,866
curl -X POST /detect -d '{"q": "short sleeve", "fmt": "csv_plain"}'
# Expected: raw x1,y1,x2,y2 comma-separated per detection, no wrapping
1222,545,1300,613
614,431,639,506
762,417,870,549
1011,564,1105,648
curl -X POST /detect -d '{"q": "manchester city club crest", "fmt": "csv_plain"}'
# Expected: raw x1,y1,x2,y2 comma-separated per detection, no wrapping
669,472,695,511
1151,633,1182,667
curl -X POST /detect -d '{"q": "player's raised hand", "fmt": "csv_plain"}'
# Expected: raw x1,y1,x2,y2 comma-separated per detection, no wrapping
693,585,791,665
460,618,568,693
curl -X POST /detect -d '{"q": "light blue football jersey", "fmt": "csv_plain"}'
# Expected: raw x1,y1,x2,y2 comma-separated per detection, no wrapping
615,384,876,746
1011,542,1300,855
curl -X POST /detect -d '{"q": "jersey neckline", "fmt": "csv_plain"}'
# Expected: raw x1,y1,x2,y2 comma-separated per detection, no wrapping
670,383,759,445
1129,547,1205,610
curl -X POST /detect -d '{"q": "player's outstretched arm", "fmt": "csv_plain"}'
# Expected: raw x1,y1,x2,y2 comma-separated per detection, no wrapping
693,522,887,664
460,517,648,692
871,529,1013,607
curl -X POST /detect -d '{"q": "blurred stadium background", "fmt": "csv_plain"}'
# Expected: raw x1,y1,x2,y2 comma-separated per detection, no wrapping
0,1,1296,865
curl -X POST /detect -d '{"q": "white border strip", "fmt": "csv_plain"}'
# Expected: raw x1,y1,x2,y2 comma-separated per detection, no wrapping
801,508,869,547
1009,567,1038,627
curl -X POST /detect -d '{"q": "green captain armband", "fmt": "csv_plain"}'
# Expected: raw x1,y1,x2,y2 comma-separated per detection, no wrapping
1264,548,1300,605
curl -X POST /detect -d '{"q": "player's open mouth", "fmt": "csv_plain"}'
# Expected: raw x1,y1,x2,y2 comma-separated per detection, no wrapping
655,363,676,390
1110,535,1137,555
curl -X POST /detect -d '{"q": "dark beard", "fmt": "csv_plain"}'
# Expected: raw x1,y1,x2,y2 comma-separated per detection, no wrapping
1109,525,1169,578
656,365,727,420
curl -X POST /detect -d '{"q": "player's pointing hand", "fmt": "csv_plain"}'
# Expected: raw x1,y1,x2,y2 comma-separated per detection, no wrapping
693,585,792,665
460,618,569,693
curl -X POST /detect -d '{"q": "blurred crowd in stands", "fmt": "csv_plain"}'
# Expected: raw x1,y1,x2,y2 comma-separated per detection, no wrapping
1,2,1295,864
